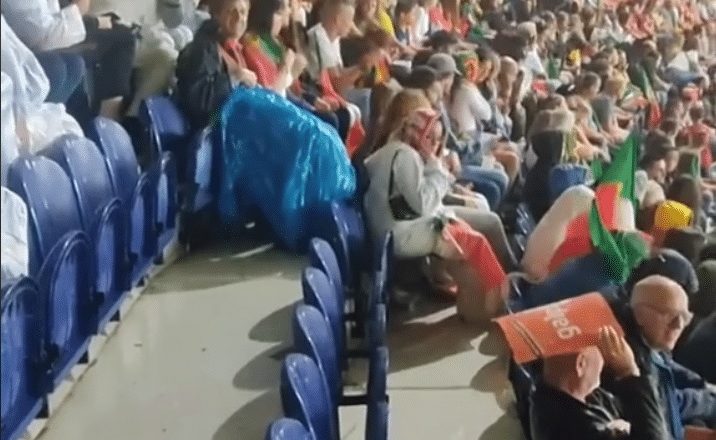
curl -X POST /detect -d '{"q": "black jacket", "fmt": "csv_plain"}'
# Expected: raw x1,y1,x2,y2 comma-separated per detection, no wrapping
175,19,233,129
609,302,716,437
674,313,716,384
530,376,669,440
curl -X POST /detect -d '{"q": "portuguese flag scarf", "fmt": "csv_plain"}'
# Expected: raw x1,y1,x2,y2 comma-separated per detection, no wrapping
549,133,651,282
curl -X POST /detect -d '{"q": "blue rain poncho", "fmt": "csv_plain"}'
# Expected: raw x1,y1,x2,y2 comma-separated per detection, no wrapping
217,87,356,251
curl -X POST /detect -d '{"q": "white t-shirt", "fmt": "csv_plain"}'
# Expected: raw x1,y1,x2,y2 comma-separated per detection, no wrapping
415,7,430,42
306,23,343,80
449,83,492,135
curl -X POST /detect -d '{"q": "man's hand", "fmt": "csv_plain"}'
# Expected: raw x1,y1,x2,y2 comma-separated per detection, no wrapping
445,151,462,175
598,326,640,380
282,49,296,72
292,53,308,77
239,68,258,87
74,0,91,15
313,97,333,112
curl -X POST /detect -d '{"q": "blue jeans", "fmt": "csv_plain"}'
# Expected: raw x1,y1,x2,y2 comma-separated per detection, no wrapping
460,165,509,210
35,51,86,104
523,252,618,309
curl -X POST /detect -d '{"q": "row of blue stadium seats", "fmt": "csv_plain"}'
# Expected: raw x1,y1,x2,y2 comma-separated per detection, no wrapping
0,111,180,440
265,202,393,439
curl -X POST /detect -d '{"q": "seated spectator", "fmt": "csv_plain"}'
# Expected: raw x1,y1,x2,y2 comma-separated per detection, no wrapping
175,0,256,130
1,14,83,153
242,0,359,143
531,326,669,440
1,187,28,283
306,0,371,126
592,75,631,144
1,0,88,106
393,0,419,48
424,53,510,210
612,275,716,437
352,0,380,35
362,107,513,324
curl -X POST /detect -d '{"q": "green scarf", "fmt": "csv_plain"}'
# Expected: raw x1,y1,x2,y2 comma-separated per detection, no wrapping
258,33,284,65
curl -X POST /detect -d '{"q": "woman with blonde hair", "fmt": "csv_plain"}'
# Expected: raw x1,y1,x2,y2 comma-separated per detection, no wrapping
371,89,434,152
363,107,512,323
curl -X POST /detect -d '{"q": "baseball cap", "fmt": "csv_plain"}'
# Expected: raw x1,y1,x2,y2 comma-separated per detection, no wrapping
427,53,460,78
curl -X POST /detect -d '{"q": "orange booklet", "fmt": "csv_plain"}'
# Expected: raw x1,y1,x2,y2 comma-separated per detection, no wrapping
494,293,624,364
685,426,716,440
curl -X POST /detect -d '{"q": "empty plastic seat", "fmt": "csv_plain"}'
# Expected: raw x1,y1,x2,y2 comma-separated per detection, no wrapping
139,95,191,162
280,354,339,440
7,156,95,390
87,117,156,285
328,201,367,294
302,268,344,362
292,305,389,440
139,96,185,258
1,278,44,440
185,127,215,213
40,135,128,330
265,418,313,440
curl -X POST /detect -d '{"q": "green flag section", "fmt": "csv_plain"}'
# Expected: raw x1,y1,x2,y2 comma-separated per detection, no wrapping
552,133,650,282
596,132,639,209
588,202,650,283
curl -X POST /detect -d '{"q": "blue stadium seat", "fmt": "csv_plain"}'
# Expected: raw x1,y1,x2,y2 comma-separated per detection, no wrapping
139,96,185,259
301,268,344,362
308,239,345,312
328,201,367,294
40,135,128,330
185,127,216,213
7,156,95,390
548,164,588,204
139,96,191,162
148,154,178,260
265,418,313,440
366,346,389,440
87,117,157,285
1,278,44,440
292,305,389,440
280,354,338,440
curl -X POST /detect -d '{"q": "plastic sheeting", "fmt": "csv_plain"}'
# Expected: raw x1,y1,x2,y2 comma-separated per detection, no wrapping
1,187,28,283
217,87,356,251
1,72,18,186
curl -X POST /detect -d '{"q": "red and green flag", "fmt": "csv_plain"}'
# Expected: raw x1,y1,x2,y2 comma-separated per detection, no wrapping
550,134,651,282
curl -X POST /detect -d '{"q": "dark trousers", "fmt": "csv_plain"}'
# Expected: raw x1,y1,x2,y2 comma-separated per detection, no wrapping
83,21,137,101
35,51,86,104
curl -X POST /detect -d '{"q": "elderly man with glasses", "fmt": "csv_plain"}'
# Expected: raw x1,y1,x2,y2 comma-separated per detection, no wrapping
608,275,716,440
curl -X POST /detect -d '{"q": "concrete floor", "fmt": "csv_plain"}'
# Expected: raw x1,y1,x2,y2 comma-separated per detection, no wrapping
36,239,524,440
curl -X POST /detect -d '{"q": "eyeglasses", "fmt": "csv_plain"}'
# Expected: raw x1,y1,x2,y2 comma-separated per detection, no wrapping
635,303,694,328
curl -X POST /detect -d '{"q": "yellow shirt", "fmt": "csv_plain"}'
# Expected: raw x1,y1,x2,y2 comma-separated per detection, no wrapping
376,8,395,37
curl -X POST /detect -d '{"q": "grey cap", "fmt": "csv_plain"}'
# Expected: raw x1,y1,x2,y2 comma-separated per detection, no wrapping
427,53,460,78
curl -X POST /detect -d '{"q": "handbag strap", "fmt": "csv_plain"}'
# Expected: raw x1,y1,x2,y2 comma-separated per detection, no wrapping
388,149,402,198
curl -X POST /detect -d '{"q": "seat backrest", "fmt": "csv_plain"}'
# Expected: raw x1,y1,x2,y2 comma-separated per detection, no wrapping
308,238,345,311
280,354,338,440
301,268,343,359
329,201,366,288
293,305,340,406
139,96,190,155
188,127,214,190
40,135,116,232
265,418,312,440
7,156,84,273
87,117,140,204
1,277,42,424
